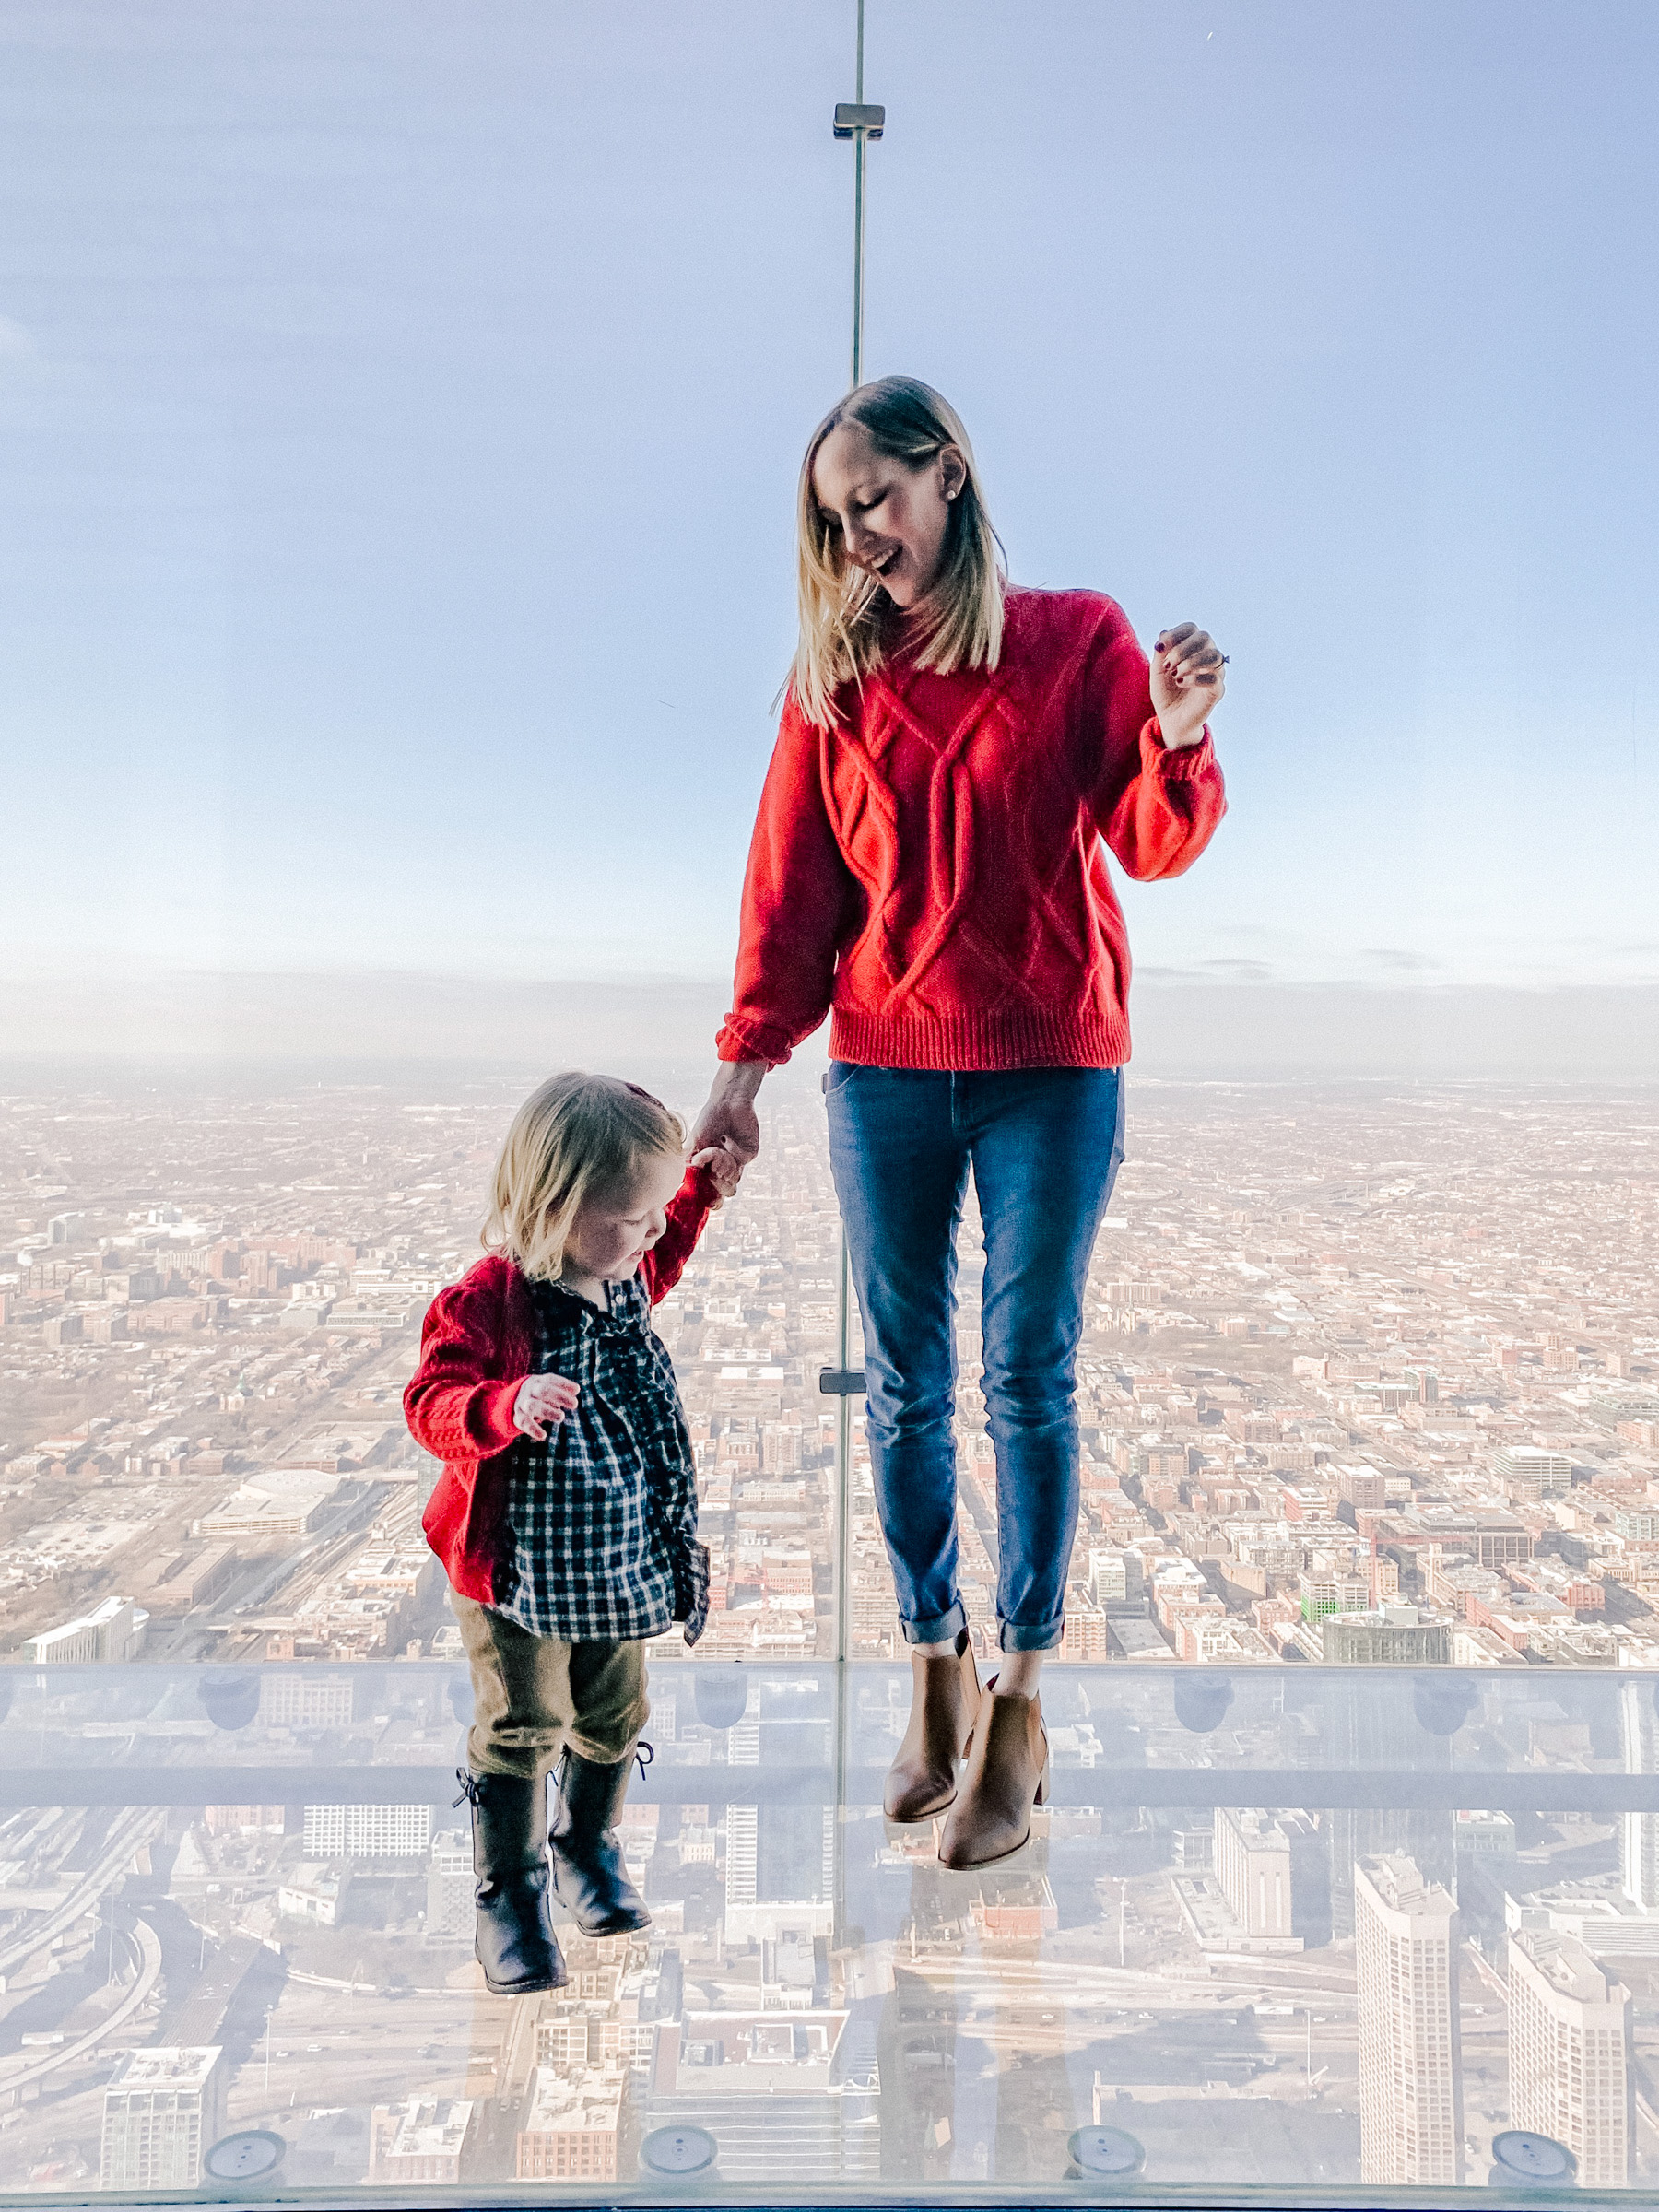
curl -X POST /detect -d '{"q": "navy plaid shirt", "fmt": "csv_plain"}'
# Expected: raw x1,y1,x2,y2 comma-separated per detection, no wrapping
493,1272,708,1645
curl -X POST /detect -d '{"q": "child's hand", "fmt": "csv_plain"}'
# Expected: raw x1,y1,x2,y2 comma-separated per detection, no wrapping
513,1371,578,1441
692,1143,743,1207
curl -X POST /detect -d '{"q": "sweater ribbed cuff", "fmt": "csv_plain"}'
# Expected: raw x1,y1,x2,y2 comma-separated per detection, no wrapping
828,1005,1129,1071
715,1018,795,1066
1143,719,1215,777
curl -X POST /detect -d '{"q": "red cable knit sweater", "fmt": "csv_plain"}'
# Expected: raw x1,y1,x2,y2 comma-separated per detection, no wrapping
716,586,1228,1071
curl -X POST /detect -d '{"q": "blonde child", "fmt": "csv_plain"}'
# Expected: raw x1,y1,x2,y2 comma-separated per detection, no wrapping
406,1072,737,1994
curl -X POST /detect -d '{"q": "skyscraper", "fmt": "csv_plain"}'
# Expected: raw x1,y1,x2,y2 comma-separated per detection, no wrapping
1354,1854,1464,2186
100,2048,225,2192
1508,1931,1633,2189
1322,1668,1456,1939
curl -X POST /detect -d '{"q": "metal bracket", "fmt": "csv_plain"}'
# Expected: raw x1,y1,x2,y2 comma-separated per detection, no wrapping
832,102,885,138
818,1366,866,1395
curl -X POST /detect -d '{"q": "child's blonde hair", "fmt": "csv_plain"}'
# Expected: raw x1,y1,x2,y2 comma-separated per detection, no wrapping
791,374,1006,729
482,1072,685,1283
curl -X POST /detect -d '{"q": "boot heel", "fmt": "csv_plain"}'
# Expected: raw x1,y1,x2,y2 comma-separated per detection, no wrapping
1035,1758,1051,1807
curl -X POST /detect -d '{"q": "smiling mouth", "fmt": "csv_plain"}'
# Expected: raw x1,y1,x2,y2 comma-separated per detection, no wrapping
869,548,900,577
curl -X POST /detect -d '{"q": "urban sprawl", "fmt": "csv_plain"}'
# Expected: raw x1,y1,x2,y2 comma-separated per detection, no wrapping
0,1073,1656,2194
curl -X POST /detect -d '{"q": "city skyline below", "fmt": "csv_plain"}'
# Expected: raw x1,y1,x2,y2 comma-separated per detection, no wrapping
3,1072,1655,1674
1,1056,1656,2193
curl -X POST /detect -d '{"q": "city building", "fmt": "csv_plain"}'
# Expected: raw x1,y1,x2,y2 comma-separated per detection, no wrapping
1354,1854,1464,2186
425,1826,472,1941
1496,1446,1573,1499
99,2048,225,2192
1322,1606,1451,1666
515,2064,628,2182
277,1865,350,1925
648,2013,879,2183
23,1594,148,1663
302,1803,431,1858
1213,1806,1293,1938
724,1803,835,1945
1507,1930,1633,2188
368,2097,475,2185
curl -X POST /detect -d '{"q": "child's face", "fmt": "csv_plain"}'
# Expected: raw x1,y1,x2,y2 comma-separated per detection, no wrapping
561,1150,684,1282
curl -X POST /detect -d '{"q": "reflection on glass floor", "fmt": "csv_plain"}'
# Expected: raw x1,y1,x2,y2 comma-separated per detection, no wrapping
3,1663,1659,2206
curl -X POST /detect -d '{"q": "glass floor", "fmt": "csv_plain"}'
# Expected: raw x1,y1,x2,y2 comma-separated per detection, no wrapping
1,1660,1653,2208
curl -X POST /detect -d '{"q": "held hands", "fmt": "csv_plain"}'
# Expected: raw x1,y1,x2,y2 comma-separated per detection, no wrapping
691,1144,744,1207
688,1062,765,1167
1150,623,1228,750
512,1371,579,1441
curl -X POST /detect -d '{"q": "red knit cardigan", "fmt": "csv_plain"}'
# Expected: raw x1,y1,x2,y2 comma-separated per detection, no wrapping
716,586,1227,1071
405,1164,718,1603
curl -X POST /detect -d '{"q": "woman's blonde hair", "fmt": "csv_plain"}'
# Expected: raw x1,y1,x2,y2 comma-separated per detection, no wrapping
790,374,1005,728
481,1072,685,1283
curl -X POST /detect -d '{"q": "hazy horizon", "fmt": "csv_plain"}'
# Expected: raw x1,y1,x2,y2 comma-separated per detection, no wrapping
4,969,1658,1082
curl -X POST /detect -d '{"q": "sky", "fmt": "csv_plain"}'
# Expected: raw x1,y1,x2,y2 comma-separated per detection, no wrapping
2,0,1656,1015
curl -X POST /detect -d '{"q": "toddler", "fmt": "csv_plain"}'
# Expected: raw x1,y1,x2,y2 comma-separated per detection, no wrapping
406,1071,737,1994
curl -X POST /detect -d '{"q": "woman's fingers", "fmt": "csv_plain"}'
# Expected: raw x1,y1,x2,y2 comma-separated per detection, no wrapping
1162,629,1227,688
1179,653,1226,688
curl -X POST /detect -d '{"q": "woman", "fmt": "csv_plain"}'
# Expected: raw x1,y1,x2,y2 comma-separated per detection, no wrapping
691,377,1228,1869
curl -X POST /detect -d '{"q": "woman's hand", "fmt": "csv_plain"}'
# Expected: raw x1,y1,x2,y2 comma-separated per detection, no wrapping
691,1144,744,1206
512,1371,579,1441
689,1060,766,1165
1150,623,1227,749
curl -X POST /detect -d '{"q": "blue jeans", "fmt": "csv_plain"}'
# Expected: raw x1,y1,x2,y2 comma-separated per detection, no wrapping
826,1065,1125,1653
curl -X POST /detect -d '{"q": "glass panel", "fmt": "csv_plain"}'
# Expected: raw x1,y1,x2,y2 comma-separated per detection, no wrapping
1,1663,1656,2201
2,0,1652,2200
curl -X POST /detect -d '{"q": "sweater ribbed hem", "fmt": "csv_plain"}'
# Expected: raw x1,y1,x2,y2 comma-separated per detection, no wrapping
829,1005,1129,1072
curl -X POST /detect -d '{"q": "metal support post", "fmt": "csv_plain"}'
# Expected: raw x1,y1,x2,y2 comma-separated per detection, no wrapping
823,0,881,1677
826,0,884,1958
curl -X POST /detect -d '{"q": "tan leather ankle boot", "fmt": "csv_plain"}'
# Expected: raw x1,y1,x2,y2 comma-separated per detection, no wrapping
936,1689,1050,1869
884,1629,982,1822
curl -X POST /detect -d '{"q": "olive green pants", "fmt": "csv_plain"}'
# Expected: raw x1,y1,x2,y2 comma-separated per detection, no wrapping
453,1595,649,1783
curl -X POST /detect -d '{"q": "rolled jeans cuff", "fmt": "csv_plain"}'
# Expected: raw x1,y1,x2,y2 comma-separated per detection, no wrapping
998,1617,1065,1653
902,1600,968,1647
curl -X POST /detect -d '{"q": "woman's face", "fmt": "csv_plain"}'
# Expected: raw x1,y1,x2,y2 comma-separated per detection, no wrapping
811,420,966,611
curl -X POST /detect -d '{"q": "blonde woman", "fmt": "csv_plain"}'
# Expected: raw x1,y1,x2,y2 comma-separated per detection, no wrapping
692,377,1229,1869
406,1074,737,1993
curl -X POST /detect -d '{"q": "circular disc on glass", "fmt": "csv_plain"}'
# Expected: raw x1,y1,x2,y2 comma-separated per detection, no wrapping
1490,2130,1576,2183
640,2124,717,2176
1068,2124,1147,2178
204,2130,287,2182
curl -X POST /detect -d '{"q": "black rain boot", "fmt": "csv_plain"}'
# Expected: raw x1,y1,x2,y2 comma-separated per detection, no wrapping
548,1744,653,1937
454,1769,568,1995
